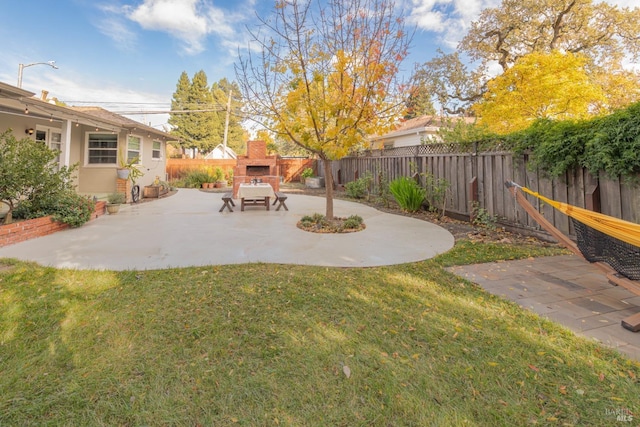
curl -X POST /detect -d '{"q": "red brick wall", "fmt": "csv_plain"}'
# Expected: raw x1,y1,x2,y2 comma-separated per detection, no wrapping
0,201,106,248
247,140,267,159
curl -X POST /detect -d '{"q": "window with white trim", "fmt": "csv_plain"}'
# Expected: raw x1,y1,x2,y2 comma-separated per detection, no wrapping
127,135,142,163
87,133,118,164
35,126,62,162
152,140,162,160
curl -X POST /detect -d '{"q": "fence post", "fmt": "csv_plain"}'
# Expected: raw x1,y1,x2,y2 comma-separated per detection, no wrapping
585,184,601,213
468,176,478,222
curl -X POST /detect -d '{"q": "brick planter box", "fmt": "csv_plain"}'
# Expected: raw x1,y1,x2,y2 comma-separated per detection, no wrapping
0,201,106,248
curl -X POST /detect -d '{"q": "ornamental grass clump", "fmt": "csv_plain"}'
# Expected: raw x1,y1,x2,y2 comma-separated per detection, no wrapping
388,176,426,212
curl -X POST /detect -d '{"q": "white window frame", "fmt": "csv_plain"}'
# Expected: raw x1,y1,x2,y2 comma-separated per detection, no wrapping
126,135,142,164
152,140,163,161
35,125,62,160
85,132,119,166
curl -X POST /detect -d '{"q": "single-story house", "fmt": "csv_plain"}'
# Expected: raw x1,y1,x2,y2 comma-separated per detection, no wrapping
204,143,237,159
370,115,477,149
0,81,174,198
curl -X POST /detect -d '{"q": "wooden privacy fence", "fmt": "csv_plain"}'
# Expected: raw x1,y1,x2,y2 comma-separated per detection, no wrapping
166,158,314,183
320,149,640,239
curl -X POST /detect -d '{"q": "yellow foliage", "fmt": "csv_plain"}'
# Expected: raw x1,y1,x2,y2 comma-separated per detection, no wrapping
474,51,606,134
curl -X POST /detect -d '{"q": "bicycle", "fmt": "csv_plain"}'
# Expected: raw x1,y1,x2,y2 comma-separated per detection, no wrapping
131,184,140,203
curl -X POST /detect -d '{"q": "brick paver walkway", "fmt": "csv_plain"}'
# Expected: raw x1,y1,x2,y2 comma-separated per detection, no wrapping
448,255,640,362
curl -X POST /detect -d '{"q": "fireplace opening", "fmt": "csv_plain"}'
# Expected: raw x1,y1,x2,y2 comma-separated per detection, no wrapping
246,165,271,176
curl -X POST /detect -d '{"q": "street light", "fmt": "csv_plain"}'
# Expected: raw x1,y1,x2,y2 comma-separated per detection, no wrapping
17,61,58,88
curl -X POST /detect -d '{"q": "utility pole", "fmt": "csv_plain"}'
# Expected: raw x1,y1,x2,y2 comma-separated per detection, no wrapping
222,89,232,159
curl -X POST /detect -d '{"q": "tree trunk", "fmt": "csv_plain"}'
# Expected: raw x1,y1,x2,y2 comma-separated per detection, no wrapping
323,159,334,219
2,201,12,224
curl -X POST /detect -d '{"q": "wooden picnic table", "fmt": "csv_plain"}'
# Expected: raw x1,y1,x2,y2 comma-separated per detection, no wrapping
238,183,275,211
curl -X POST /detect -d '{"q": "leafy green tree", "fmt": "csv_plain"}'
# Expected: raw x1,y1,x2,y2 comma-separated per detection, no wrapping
0,130,77,224
169,70,219,156
435,117,494,148
404,84,435,119
188,70,219,154
168,71,192,155
237,0,410,218
411,50,486,116
170,73,247,157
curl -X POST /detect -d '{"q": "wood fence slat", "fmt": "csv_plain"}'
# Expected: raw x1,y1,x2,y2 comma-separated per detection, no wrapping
600,175,623,219
325,152,639,238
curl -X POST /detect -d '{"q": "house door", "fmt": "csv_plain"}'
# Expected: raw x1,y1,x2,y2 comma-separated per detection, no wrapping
35,126,62,169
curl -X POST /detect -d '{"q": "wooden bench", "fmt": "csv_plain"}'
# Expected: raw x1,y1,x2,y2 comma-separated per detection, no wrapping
241,196,270,211
219,192,235,212
272,192,288,211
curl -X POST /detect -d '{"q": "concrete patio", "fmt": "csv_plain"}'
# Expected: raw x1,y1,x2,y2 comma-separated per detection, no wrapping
0,189,455,270
2,189,638,361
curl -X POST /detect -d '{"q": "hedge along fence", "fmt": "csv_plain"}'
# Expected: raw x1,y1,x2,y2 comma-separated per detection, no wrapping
320,150,640,240
166,158,315,183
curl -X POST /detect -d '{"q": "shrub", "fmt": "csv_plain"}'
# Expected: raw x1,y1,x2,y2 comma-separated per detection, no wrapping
345,172,373,199
107,192,126,204
342,215,363,230
471,201,498,231
422,172,449,216
504,101,640,180
50,192,96,228
388,176,425,212
182,169,215,188
301,167,314,179
214,167,225,182
15,191,96,228
0,130,77,224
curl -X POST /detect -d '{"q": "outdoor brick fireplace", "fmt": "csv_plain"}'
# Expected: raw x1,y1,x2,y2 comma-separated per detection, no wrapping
233,140,280,197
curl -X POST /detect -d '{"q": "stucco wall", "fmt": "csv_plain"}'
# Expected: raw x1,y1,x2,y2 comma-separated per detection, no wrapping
1,116,166,197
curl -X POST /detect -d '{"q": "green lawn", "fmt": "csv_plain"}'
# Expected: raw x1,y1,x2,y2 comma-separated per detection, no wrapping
1,242,638,426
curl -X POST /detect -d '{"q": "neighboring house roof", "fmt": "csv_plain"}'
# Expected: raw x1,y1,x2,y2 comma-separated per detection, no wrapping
204,144,237,159
370,115,477,142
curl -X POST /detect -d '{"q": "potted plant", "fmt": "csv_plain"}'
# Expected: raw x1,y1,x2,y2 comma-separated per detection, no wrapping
302,167,324,188
117,152,144,183
214,167,226,188
301,167,314,184
106,192,126,214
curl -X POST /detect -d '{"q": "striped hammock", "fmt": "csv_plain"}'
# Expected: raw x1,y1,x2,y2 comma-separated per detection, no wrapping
509,182,640,280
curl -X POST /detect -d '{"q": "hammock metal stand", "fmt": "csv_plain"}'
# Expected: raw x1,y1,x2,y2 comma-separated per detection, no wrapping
505,181,640,332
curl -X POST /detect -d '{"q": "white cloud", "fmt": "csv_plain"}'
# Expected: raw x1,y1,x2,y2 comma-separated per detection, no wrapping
121,0,241,55
406,0,500,48
95,17,138,51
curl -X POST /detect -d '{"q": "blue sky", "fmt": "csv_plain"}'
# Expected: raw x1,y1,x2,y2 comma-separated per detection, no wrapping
0,0,634,130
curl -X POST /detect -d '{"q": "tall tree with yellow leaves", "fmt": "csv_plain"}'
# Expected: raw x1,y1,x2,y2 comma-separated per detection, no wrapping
413,0,640,119
474,51,606,134
236,0,410,218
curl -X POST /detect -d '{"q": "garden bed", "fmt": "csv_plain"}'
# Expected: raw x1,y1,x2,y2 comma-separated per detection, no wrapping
0,201,106,247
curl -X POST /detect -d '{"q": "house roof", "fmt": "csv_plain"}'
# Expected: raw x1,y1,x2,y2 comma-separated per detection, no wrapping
0,81,173,141
370,115,477,141
205,144,237,159
71,106,172,140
